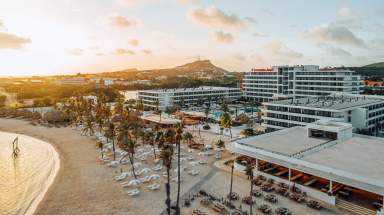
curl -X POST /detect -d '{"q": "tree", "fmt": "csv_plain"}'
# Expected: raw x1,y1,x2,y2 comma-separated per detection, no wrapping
145,130,157,159
241,128,255,137
0,95,6,107
182,132,193,146
96,141,104,159
82,116,95,136
204,106,210,124
119,122,138,179
245,164,254,215
160,144,173,215
220,112,232,138
175,124,183,215
105,122,116,160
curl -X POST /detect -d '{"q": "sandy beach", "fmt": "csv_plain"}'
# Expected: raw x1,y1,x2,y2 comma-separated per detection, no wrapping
0,118,136,215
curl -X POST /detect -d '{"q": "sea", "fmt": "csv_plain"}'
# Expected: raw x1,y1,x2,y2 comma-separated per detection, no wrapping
0,132,60,215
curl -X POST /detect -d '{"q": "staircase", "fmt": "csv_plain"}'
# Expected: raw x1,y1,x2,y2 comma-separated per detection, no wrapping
337,199,377,215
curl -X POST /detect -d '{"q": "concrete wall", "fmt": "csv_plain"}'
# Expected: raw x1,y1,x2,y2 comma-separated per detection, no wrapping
351,108,367,129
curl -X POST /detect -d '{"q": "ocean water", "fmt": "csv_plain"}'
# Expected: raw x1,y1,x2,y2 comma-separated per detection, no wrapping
0,132,60,215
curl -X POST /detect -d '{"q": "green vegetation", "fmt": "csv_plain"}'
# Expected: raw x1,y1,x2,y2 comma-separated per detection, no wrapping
3,82,122,106
0,95,6,107
363,62,384,68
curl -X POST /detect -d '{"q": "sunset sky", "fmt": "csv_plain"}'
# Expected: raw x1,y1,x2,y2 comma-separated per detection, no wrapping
0,0,383,76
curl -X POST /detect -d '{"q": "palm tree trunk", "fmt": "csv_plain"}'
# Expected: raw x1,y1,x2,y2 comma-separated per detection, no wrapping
112,138,116,161
229,127,233,139
250,177,253,215
229,164,234,207
166,167,171,215
176,143,181,214
129,154,137,179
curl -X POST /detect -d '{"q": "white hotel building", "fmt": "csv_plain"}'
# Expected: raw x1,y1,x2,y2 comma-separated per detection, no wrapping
243,65,362,102
137,86,241,110
262,94,384,134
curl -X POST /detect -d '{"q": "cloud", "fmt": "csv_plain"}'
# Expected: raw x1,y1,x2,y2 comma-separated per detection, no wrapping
0,20,3,28
67,48,84,56
116,0,136,7
245,17,257,24
318,43,351,57
234,54,246,61
187,6,248,30
302,24,367,48
253,32,267,37
263,40,303,60
113,48,135,55
107,15,136,28
141,49,152,55
0,32,31,49
178,0,200,7
129,39,140,46
212,31,234,44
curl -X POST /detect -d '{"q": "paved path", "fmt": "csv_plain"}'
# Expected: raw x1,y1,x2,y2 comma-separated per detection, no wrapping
159,167,219,215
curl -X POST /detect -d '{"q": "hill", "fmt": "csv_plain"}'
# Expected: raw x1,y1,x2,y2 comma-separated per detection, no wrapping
363,62,384,68
91,60,231,80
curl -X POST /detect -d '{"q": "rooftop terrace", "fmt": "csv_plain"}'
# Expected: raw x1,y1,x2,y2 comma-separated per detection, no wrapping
264,94,384,110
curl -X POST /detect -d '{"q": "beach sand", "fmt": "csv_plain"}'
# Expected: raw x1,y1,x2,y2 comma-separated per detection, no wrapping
0,118,135,215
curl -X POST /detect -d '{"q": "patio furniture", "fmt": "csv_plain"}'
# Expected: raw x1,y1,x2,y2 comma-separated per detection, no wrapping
227,192,239,200
127,188,140,196
306,200,322,210
276,187,289,197
242,196,255,205
275,207,291,215
258,204,272,214
264,194,278,203
252,189,263,197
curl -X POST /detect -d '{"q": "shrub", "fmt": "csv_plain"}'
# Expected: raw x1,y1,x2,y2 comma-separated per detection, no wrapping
203,124,210,130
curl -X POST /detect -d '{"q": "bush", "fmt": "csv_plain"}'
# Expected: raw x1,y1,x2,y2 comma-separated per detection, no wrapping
203,124,210,130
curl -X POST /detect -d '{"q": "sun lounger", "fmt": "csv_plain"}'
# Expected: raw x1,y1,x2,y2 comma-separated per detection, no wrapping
106,161,119,167
147,183,160,191
188,169,199,176
152,165,163,171
127,188,140,196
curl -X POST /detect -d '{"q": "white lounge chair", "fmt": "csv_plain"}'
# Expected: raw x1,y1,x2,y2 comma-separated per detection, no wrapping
188,169,199,176
152,165,163,171
127,188,140,196
147,183,160,191
148,174,160,180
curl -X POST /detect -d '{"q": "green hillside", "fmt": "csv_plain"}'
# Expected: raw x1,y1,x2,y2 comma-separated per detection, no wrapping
363,62,384,68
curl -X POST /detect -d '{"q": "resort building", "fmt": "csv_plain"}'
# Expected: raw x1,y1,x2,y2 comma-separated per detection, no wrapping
137,86,242,110
243,65,362,102
262,93,384,134
228,120,384,215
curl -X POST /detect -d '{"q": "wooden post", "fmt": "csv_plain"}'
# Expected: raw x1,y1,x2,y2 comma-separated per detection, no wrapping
288,168,291,182
329,180,333,194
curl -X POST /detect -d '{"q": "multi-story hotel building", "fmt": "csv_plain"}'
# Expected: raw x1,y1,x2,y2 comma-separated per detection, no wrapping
137,86,242,110
243,65,362,102
262,94,384,134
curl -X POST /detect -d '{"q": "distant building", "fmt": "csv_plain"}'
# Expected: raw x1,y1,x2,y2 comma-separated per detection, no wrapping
262,93,384,134
364,80,384,89
138,86,242,110
243,65,362,102
56,78,87,85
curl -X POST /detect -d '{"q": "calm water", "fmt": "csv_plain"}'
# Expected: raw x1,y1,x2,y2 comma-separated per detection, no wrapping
0,132,60,215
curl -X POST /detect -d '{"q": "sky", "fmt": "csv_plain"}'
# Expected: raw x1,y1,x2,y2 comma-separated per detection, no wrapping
0,0,383,76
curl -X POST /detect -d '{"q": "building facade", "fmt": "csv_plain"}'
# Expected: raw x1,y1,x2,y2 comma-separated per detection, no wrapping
243,65,362,102
262,94,384,135
138,86,242,110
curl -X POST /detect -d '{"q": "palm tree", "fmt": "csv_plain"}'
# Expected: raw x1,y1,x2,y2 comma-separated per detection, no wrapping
82,115,95,136
145,130,157,159
215,139,225,149
118,122,138,178
204,106,210,124
96,141,104,159
183,132,193,146
105,122,116,160
245,164,254,215
228,163,234,207
175,124,183,215
220,112,232,138
160,144,173,215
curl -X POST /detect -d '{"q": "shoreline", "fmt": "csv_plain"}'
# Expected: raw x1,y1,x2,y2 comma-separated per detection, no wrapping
0,118,132,215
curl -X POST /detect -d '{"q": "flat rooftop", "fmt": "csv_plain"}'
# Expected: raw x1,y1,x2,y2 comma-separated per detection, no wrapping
236,127,330,156
140,114,181,125
138,86,240,93
264,94,384,110
228,126,384,195
303,135,384,182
